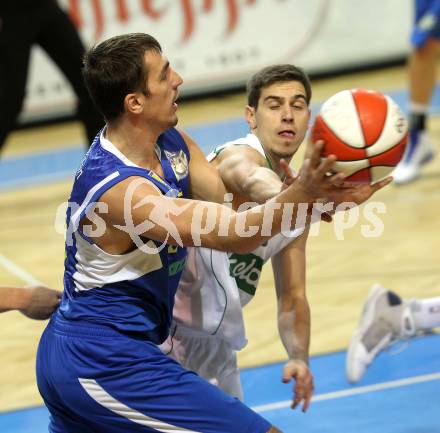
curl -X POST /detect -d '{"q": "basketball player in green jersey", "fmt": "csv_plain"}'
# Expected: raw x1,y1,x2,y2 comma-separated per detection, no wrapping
163,64,392,411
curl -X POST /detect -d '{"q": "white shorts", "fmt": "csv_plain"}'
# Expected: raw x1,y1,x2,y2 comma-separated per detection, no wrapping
161,324,244,400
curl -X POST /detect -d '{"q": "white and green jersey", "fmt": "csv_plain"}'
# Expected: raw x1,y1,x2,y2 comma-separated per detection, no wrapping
172,134,304,350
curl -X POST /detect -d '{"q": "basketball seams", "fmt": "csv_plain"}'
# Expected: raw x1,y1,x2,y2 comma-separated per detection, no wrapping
319,90,366,150
351,89,388,147
313,114,368,160
349,90,369,149
319,118,366,151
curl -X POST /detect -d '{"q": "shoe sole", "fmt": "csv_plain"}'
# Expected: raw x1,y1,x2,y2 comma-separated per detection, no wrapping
346,284,387,383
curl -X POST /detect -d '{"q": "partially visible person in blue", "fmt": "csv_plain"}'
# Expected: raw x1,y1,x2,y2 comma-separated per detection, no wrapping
393,0,439,183
35,32,359,433
0,0,103,154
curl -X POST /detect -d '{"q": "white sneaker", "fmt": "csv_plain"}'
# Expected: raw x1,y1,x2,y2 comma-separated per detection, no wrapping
345,284,415,383
393,131,436,184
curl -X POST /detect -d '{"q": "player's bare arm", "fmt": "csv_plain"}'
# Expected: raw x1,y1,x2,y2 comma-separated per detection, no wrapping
88,142,342,255
214,144,286,203
96,175,306,254
271,230,314,412
0,285,61,319
179,129,229,203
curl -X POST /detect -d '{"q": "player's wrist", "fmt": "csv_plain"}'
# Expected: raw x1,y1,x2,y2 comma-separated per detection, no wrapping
288,354,309,366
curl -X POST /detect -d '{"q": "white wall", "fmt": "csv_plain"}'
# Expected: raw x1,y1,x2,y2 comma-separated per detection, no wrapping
21,0,412,122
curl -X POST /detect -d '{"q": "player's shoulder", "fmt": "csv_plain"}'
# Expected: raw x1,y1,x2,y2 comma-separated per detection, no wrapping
99,174,163,207
215,140,267,167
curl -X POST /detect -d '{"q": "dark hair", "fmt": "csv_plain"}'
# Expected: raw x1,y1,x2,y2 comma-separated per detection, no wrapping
83,33,162,121
247,64,312,109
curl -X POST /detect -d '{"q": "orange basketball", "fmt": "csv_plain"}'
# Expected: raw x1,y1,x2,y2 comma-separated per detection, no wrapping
311,89,408,183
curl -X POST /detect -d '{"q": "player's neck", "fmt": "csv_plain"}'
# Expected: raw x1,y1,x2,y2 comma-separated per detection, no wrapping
105,121,162,170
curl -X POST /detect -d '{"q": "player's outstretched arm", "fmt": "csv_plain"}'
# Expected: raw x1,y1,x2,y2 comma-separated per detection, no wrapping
272,231,314,412
0,285,61,319
98,141,339,253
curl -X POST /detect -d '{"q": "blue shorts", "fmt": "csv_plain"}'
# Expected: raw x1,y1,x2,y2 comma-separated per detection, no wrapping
412,0,440,47
36,315,271,433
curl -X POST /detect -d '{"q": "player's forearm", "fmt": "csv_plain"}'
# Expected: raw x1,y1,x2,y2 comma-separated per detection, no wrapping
137,181,314,253
278,297,311,364
0,286,31,312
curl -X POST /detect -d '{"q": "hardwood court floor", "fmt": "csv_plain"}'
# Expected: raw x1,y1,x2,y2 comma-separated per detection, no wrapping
0,64,439,412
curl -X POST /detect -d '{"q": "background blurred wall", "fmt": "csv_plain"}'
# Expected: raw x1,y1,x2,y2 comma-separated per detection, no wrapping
20,0,412,123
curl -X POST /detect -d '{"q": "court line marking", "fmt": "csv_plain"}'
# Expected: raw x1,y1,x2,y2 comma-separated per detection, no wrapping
0,253,41,285
252,371,440,413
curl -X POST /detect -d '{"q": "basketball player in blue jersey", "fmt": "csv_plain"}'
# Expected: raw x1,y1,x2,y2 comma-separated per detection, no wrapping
36,33,391,433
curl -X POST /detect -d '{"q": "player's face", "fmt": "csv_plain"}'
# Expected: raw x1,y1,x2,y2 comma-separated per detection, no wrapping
141,50,183,129
246,81,310,160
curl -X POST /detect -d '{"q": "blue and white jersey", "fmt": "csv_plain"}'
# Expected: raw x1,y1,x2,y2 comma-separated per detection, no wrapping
59,127,190,344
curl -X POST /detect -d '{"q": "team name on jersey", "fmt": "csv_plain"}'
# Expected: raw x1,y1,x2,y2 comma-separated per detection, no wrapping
229,253,264,296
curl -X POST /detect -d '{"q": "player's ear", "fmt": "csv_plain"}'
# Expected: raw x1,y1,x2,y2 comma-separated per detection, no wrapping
245,105,257,130
124,92,144,115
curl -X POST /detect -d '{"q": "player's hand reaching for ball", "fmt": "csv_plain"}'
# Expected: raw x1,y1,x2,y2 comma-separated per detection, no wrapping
326,175,393,208
282,359,314,412
296,139,392,208
295,140,345,199
280,154,335,222
279,159,297,191
20,285,62,320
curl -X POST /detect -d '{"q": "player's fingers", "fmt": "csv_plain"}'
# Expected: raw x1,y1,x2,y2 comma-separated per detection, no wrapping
315,154,337,179
328,172,347,186
291,384,305,410
321,212,333,223
302,388,313,412
298,158,311,180
308,140,324,169
280,159,295,179
371,175,393,192
282,368,294,383
290,374,307,410
338,180,358,188
302,377,315,412
303,138,316,161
